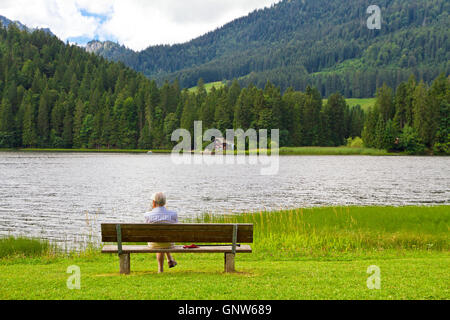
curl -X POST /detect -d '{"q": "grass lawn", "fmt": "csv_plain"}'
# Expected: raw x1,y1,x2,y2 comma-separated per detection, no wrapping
322,98,376,112
0,206,448,300
0,252,448,300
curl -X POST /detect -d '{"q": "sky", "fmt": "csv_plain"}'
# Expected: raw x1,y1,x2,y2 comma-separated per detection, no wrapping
0,0,281,51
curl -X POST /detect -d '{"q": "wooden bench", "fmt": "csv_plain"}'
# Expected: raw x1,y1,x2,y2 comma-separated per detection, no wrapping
101,223,253,274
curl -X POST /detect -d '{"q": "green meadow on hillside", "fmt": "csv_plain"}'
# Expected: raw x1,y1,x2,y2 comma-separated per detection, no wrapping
188,81,226,93
322,98,376,112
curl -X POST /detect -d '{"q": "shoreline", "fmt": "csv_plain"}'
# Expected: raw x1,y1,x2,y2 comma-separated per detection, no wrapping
0,147,418,156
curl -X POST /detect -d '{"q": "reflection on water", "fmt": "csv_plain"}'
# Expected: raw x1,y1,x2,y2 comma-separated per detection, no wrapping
0,152,449,247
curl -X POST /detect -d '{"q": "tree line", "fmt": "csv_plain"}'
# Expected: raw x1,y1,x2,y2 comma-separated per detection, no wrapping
362,74,449,154
0,23,447,155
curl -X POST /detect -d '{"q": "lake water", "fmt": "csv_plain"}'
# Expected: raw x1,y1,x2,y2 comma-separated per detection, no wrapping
0,152,449,248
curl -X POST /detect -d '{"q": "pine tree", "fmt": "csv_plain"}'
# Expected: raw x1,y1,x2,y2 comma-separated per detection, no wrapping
413,81,438,147
393,82,408,129
429,74,450,153
37,91,50,145
214,92,232,133
234,87,255,130
22,101,37,147
79,114,93,148
62,102,73,148
376,83,395,122
72,99,85,148
302,86,322,146
362,107,379,148
374,114,386,149
0,98,15,147
323,93,347,146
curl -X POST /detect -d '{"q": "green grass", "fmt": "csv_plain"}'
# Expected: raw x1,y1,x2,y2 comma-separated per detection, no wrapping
189,81,226,93
0,253,448,299
0,147,398,156
0,148,172,154
193,206,449,259
278,146,398,156
1,206,449,299
0,237,54,259
315,58,366,75
345,98,376,111
323,98,376,112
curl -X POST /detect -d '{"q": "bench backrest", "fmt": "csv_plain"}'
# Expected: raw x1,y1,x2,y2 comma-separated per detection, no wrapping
101,223,253,243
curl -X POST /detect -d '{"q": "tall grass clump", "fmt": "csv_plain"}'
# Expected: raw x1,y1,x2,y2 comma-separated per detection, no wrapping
278,146,396,156
0,237,54,259
193,206,449,259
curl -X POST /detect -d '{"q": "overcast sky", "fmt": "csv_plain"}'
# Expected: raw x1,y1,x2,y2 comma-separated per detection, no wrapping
0,0,281,51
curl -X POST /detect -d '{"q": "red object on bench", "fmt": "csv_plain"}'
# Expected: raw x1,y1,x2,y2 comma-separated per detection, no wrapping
183,244,199,248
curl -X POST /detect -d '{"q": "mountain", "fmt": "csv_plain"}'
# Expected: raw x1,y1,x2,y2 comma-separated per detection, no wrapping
0,15,29,31
0,15,54,36
0,20,154,150
1,22,447,153
86,40,135,63
87,0,450,97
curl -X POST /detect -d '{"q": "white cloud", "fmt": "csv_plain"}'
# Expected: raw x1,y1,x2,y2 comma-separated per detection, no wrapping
0,0,281,51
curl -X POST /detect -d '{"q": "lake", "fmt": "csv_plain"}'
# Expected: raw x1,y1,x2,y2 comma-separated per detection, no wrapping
0,152,448,248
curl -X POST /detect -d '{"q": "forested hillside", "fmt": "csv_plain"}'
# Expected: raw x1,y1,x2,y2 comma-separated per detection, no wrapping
0,23,154,149
87,0,450,97
0,21,447,154
0,20,364,150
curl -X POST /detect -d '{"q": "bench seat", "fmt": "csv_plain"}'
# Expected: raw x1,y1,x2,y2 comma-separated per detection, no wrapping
101,223,253,274
102,244,252,254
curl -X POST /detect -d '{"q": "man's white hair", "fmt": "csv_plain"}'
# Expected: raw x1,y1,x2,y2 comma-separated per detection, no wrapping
151,192,166,207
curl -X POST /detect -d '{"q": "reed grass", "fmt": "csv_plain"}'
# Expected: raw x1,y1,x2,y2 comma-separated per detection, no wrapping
193,206,449,259
0,237,54,259
278,146,398,156
9,148,171,154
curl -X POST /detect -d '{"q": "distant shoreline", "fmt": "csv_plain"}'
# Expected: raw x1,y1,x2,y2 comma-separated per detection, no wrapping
0,147,437,156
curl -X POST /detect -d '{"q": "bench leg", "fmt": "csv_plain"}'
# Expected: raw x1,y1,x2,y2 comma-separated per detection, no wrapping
224,253,235,273
119,253,130,275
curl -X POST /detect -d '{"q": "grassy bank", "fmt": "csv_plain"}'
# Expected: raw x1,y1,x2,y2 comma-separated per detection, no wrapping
0,146,400,156
0,148,171,154
194,206,449,260
0,206,448,299
278,146,400,156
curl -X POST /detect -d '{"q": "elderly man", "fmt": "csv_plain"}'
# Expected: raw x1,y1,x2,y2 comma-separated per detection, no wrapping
144,192,178,273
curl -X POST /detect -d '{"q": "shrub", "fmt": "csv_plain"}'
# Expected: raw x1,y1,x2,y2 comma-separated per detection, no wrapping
346,137,364,148
399,125,425,155
433,133,450,155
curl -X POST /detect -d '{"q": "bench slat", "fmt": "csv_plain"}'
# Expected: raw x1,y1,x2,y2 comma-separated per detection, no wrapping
101,223,253,243
101,244,252,254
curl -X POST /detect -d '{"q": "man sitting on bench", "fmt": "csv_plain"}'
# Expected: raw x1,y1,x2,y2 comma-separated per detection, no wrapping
144,192,178,273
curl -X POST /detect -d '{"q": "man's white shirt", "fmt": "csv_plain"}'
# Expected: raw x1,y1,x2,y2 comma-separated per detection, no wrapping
144,206,178,224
